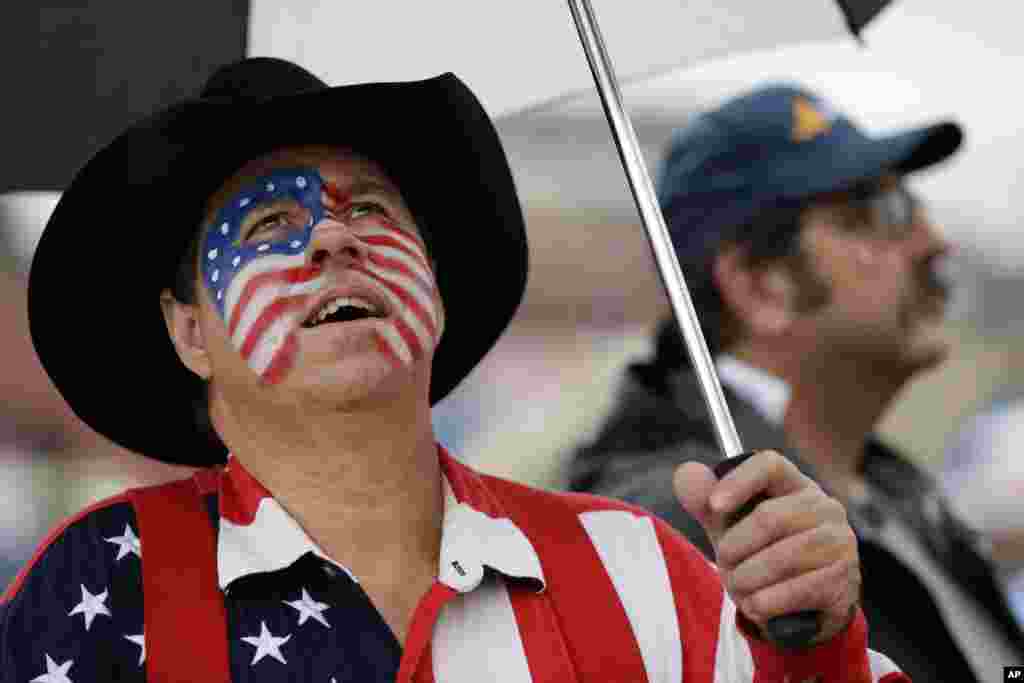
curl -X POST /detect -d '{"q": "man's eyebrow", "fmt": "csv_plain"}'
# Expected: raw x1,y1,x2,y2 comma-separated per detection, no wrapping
345,179,404,202
241,195,300,214
203,179,299,226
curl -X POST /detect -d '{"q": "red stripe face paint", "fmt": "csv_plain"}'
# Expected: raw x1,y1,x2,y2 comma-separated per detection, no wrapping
201,167,443,384
316,177,443,369
349,224,443,369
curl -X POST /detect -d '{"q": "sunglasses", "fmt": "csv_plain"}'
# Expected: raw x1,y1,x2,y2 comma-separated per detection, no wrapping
846,182,920,240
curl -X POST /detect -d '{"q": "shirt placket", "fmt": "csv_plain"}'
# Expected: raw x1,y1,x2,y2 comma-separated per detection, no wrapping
396,581,459,683
396,578,580,683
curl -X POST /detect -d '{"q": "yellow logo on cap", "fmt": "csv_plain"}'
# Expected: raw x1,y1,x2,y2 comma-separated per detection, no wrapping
792,97,832,142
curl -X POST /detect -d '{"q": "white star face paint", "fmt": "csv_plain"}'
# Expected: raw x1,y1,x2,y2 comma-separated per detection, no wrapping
200,166,443,385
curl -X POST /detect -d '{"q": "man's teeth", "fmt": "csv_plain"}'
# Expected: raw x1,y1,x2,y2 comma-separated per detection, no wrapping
312,296,379,324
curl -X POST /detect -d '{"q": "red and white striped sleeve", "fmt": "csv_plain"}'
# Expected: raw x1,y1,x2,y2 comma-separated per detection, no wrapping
648,514,912,682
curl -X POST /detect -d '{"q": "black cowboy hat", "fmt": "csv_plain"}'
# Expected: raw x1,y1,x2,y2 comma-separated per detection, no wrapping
28,57,528,467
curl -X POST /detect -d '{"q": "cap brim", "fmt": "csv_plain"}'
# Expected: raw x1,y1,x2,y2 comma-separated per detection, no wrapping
28,74,527,466
781,120,964,199
878,121,964,175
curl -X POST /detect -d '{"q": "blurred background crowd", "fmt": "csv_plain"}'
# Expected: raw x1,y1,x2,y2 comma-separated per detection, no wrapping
6,0,1024,664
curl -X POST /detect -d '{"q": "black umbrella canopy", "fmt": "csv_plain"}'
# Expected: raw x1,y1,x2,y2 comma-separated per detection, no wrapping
1,1,247,194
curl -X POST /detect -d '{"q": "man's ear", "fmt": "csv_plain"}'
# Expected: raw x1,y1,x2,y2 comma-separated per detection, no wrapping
427,256,447,337
713,247,796,338
159,289,211,380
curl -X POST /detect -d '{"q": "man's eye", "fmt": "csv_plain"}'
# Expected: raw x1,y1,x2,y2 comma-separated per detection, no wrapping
348,201,388,220
245,212,292,239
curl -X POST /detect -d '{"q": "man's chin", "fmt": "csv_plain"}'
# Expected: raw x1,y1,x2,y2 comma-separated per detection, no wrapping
906,319,951,372
285,355,420,408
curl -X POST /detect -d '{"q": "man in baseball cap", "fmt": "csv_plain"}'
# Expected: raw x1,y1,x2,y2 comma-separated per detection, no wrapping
2,61,903,682
569,82,1024,681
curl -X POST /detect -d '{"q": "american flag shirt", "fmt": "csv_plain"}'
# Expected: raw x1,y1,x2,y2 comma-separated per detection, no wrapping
1,446,910,682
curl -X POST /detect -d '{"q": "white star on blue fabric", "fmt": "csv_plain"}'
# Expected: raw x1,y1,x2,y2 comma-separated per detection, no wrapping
31,654,74,683
284,587,331,627
68,584,111,631
241,621,292,665
104,524,141,561
124,633,146,665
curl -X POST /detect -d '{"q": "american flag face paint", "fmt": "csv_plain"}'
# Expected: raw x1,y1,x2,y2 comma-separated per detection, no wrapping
201,166,443,385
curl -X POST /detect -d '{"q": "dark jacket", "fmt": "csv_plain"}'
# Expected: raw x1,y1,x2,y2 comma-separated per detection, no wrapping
568,359,1024,683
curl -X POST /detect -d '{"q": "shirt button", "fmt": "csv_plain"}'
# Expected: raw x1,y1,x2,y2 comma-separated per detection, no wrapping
441,557,485,593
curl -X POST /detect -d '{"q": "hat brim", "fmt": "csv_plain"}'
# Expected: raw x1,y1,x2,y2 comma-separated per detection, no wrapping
28,74,528,466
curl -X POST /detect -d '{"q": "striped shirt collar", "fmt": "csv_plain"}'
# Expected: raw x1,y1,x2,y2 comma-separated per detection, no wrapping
214,445,546,595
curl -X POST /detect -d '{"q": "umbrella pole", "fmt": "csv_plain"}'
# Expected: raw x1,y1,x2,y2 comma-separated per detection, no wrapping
566,0,824,649
565,0,743,460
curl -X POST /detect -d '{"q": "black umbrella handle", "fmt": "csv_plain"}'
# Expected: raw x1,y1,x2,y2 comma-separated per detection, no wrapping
712,451,822,650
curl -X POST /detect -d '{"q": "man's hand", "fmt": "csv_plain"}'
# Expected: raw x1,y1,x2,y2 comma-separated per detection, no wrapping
674,450,860,645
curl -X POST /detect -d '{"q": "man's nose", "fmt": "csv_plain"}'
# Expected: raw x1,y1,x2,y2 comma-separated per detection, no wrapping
913,214,952,260
306,218,368,268
900,206,949,260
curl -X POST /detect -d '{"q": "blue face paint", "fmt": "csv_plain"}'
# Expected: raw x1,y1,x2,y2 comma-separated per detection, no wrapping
201,167,326,319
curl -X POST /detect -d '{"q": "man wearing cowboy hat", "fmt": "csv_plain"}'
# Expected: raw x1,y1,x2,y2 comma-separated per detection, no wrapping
1,58,905,682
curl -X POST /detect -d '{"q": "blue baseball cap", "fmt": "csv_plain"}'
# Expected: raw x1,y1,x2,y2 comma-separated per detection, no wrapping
656,83,963,262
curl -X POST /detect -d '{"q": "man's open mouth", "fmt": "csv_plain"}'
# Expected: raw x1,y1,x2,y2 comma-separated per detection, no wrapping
301,296,386,328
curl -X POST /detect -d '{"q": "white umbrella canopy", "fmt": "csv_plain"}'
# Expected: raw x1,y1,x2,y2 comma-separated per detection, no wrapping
248,0,858,118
